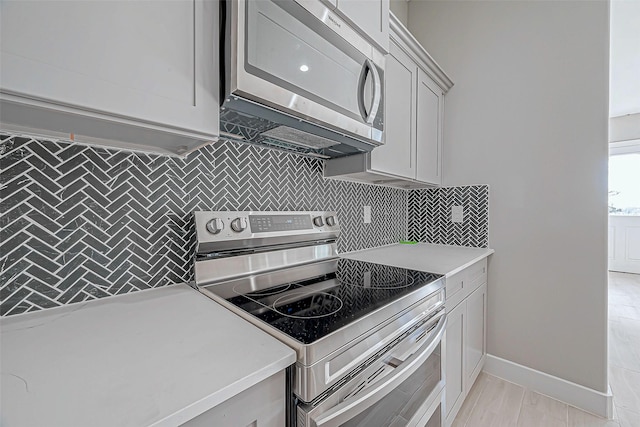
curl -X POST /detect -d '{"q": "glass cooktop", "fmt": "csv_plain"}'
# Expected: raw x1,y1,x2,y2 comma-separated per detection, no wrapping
203,258,443,344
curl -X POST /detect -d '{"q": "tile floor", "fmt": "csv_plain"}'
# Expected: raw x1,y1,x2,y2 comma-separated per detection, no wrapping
452,272,640,427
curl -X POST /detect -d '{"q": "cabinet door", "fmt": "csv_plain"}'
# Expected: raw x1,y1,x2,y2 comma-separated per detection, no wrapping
445,301,466,426
465,283,487,392
370,40,416,179
416,69,443,185
335,0,389,53
182,371,285,427
0,0,218,141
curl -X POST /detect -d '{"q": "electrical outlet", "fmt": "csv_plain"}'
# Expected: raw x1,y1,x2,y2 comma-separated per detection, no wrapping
363,206,372,224
452,205,464,223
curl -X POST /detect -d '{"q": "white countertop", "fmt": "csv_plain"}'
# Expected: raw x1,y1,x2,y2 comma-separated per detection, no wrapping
0,284,296,427
341,243,494,276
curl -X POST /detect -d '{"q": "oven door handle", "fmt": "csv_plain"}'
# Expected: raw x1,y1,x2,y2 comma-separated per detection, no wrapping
310,313,447,427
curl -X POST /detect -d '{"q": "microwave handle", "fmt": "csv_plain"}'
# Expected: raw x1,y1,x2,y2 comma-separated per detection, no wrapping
310,313,446,427
358,59,382,125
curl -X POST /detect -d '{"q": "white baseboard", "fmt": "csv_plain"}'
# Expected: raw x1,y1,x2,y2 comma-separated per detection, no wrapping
483,354,613,419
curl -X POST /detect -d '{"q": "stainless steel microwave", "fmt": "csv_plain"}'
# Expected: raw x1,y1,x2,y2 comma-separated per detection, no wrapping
219,0,385,159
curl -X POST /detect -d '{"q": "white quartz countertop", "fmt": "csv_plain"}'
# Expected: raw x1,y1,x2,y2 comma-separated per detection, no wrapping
0,284,296,427
341,243,494,276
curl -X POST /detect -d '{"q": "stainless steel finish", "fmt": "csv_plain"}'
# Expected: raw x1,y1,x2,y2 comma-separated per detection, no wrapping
302,314,446,427
206,218,224,234
196,244,338,286
199,261,445,402
193,209,446,411
292,285,444,401
293,0,374,58
221,0,385,158
260,126,339,150
194,211,340,254
202,259,337,300
230,217,247,233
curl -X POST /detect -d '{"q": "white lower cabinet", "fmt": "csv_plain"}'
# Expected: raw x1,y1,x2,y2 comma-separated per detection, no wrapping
465,283,487,389
445,300,466,424
182,371,285,427
444,260,488,426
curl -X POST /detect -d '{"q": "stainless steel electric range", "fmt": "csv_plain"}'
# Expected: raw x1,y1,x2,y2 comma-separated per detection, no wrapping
193,211,446,427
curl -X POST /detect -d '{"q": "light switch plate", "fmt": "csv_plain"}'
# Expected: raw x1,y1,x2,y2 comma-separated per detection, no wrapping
452,205,464,223
363,205,372,224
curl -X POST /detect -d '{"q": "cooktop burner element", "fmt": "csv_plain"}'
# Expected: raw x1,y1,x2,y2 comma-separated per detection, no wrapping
272,291,343,319
205,258,442,344
243,284,292,297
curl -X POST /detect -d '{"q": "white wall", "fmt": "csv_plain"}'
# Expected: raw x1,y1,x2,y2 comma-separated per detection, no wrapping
390,0,408,26
408,1,609,393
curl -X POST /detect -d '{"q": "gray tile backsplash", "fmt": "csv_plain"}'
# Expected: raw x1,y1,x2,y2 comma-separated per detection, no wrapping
0,134,407,315
0,133,488,316
408,185,489,248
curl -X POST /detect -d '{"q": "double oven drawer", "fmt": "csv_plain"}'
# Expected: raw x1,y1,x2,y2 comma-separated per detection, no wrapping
296,294,446,427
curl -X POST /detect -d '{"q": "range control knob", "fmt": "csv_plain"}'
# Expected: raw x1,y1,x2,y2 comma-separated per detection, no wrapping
313,216,324,227
230,217,248,233
206,218,224,235
325,216,336,227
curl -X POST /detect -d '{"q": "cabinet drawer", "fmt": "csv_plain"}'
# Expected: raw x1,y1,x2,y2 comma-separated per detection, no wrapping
445,258,487,310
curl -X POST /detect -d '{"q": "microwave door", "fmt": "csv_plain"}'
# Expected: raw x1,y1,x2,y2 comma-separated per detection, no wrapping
228,0,384,143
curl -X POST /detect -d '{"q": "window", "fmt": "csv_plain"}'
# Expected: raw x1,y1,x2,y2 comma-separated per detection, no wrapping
609,141,640,215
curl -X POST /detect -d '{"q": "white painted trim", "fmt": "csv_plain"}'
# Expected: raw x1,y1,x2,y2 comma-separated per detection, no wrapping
609,138,640,156
609,113,640,143
483,355,613,419
389,13,454,92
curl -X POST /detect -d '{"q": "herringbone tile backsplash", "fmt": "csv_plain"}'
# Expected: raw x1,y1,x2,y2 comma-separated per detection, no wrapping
408,185,489,248
0,134,408,316
1,133,488,316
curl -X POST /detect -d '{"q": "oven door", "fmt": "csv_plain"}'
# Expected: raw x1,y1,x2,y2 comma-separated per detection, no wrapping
298,311,446,427
225,0,384,144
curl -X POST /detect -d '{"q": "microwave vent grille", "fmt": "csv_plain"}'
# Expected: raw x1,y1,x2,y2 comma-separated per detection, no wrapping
261,126,339,150
220,110,333,159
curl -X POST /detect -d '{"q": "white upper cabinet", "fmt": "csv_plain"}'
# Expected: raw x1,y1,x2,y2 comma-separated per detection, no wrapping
416,69,443,185
370,39,416,178
334,0,390,53
370,15,450,186
323,13,452,189
0,0,218,156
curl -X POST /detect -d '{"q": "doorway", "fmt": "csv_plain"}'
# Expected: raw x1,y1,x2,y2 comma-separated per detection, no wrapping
608,140,640,274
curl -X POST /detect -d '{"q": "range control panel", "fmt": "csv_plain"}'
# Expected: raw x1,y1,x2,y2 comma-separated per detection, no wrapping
249,214,312,233
194,211,340,254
